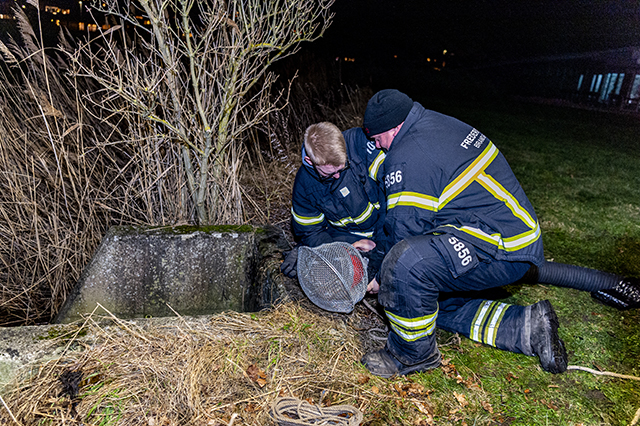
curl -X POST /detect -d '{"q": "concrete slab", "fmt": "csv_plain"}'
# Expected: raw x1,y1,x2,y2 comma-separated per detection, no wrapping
54,225,292,323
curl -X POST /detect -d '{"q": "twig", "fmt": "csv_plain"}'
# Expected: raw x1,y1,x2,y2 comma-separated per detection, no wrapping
361,298,384,321
630,406,640,426
0,395,22,426
227,413,238,426
567,365,640,381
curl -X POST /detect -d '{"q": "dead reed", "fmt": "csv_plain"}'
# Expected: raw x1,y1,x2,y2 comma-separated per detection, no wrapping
0,11,142,325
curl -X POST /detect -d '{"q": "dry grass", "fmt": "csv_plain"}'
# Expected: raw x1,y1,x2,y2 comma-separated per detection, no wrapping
0,301,392,426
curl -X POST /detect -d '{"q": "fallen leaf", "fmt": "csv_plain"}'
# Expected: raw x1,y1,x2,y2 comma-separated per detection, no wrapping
481,400,493,413
453,391,468,407
394,383,407,397
441,363,458,378
539,399,558,410
547,385,559,388
524,389,531,394
246,364,267,388
413,400,432,415
506,372,518,382
371,386,379,394
413,414,434,426
358,375,370,385
403,383,427,396
456,375,481,391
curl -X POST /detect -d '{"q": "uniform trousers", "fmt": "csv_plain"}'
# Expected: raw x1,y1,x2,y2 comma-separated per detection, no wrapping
378,233,534,366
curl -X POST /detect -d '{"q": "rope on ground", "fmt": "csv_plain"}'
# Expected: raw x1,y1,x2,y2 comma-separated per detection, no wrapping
567,365,640,381
270,396,363,426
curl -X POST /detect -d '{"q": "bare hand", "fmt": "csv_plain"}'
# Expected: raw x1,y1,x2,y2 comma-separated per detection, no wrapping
352,239,376,252
366,277,379,294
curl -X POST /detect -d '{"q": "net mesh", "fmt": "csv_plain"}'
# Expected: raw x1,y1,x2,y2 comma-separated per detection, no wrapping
297,242,368,313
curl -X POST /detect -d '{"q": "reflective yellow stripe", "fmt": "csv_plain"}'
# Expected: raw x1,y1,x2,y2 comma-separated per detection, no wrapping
389,322,436,342
470,301,510,347
387,191,439,210
477,172,537,229
350,231,374,238
385,306,438,342
291,207,324,225
439,142,499,207
328,202,378,228
484,303,508,347
441,223,541,252
470,300,493,342
369,151,386,180
387,142,498,212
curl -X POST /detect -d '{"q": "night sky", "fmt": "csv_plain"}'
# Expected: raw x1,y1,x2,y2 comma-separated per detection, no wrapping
316,1,640,65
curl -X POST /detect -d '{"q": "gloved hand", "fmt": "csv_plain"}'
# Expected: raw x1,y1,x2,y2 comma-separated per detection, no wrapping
280,246,299,278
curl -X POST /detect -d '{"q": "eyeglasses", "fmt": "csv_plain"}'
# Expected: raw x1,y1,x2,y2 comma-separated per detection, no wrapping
315,159,350,182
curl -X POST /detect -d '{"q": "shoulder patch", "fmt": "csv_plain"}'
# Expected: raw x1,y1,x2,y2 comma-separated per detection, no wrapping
340,187,350,197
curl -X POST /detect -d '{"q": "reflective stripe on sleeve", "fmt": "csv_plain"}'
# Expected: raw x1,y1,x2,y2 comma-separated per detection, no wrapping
350,230,374,238
369,151,386,180
441,222,541,252
477,172,537,229
328,202,380,228
291,207,325,226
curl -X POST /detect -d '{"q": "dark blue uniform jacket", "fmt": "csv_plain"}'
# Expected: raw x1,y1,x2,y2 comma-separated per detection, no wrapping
291,127,386,247
379,103,544,265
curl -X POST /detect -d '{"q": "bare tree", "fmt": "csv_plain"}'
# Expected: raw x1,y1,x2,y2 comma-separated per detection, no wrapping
69,0,334,225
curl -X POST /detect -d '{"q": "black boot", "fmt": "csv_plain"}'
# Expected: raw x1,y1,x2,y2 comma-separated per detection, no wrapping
361,346,441,378
591,277,640,310
529,300,568,374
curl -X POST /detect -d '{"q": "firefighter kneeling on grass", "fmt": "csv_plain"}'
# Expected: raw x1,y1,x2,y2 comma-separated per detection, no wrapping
358,89,640,378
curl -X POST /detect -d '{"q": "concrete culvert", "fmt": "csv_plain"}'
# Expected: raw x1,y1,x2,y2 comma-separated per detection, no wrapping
54,225,298,323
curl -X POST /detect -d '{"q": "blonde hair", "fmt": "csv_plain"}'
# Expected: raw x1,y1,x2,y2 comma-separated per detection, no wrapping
304,122,347,166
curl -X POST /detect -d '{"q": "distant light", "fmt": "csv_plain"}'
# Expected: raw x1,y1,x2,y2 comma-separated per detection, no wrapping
393,55,398,59
443,49,447,55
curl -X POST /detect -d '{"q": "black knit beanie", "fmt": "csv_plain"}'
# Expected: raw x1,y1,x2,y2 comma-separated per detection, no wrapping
363,89,413,138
